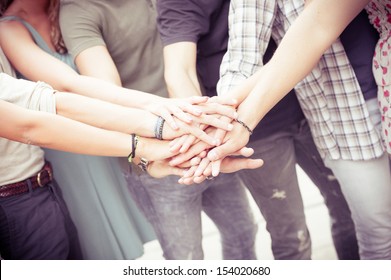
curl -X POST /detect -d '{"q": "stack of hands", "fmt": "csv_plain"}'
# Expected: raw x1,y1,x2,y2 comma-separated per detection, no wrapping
138,95,264,184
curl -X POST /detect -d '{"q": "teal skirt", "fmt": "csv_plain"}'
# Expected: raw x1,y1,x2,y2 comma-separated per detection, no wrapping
44,149,156,259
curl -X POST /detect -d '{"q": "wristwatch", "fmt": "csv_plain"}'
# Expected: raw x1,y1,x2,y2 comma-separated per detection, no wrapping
137,158,149,172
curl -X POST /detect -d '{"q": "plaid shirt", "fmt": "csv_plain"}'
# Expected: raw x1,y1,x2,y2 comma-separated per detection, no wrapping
218,0,384,160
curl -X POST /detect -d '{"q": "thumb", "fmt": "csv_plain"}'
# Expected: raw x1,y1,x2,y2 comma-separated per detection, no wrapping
221,158,264,173
168,166,187,177
207,141,237,161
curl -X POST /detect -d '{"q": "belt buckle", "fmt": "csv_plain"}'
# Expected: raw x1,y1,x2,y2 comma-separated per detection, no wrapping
37,167,53,187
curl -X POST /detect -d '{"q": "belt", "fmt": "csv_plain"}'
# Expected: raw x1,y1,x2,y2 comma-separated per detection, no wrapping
0,162,53,198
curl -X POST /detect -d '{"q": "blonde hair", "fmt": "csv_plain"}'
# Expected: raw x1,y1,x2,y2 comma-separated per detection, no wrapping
0,0,67,53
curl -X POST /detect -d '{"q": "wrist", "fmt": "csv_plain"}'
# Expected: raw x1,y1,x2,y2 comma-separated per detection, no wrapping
127,134,139,163
234,118,253,136
154,116,165,140
237,104,261,132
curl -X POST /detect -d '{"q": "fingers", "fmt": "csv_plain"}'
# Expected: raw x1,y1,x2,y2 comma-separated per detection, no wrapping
168,106,193,124
167,166,188,177
179,135,197,153
169,140,211,166
193,157,210,177
192,114,234,132
179,102,203,117
187,96,209,105
169,135,189,153
220,157,264,173
159,110,179,130
208,96,238,107
211,160,222,177
196,102,238,119
178,174,207,185
207,140,239,161
229,147,255,157
178,122,218,147
238,147,254,157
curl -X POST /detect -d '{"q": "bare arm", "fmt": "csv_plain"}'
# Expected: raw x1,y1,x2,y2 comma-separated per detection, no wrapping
0,99,132,157
164,42,203,98
75,45,122,86
0,21,207,128
54,90,222,144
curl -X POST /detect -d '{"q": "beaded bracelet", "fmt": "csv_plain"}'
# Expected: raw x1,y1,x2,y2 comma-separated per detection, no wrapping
235,118,253,135
154,116,165,140
127,134,139,163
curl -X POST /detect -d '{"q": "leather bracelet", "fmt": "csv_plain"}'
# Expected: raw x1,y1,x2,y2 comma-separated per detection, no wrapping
127,134,139,163
154,116,165,140
235,118,253,135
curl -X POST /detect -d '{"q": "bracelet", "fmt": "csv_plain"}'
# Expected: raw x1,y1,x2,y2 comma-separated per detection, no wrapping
235,118,253,135
137,158,150,172
154,116,165,140
127,134,139,163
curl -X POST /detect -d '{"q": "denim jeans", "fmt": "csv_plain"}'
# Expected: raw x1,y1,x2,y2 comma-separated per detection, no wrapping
324,155,391,259
239,119,359,259
124,171,257,260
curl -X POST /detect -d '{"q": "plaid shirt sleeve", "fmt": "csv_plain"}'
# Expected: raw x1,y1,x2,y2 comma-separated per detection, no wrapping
217,0,277,95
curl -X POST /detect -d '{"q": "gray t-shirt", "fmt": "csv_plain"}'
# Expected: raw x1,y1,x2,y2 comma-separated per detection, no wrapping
60,0,168,97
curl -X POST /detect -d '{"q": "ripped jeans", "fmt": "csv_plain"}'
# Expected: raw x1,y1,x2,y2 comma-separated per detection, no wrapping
239,118,359,260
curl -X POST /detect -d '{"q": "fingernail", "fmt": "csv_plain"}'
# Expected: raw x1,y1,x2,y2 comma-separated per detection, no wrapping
234,112,239,119
212,169,219,177
232,99,238,104
214,139,221,146
227,124,233,130
172,123,179,130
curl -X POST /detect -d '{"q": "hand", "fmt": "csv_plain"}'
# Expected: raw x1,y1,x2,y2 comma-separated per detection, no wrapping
167,116,231,154
178,152,263,185
163,116,232,147
178,146,256,184
193,96,238,119
207,120,251,162
144,159,187,179
168,135,212,166
137,136,180,161
145,95,208,130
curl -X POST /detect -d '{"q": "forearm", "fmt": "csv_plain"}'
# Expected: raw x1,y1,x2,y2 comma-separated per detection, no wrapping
163,42,202,98
55,92,156,137
224,70,264,105
69,74,162,110
0,101,131,157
